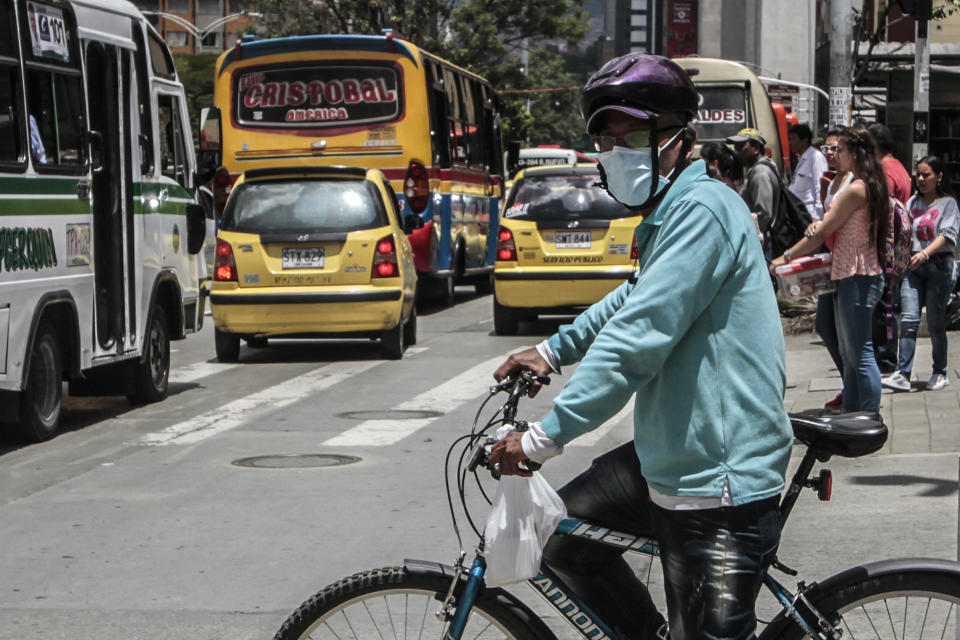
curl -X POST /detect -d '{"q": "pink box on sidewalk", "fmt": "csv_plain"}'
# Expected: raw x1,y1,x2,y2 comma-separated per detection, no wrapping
774,253,834,300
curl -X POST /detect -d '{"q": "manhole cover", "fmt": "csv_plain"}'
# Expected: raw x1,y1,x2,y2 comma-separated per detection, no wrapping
232,454,361,469
337,409,443,420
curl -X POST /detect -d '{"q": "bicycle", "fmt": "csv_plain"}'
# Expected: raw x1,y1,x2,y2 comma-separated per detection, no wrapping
273,371,960,640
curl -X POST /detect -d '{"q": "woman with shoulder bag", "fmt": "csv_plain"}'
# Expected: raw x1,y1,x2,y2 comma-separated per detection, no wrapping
770,126,889,411
882,156,960,392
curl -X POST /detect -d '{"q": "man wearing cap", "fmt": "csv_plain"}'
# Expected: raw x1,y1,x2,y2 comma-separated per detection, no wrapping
490,53,791,640
728,127,781,257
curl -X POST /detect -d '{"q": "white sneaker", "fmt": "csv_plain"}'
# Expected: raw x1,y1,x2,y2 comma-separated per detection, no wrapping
927,373,950,391
881,371,911,392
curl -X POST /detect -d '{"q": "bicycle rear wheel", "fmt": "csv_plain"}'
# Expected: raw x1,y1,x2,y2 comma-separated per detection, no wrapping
273,565,550,640
764,563,960,640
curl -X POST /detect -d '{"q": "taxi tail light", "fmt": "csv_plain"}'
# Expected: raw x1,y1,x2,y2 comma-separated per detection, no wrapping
214,238,238,282
630,234,639,261
212,168,234,217
372,234,399,278
496,227,517,262
404,161,430,213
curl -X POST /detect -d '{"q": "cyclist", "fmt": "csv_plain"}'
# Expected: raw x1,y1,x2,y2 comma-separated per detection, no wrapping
489,53,794,640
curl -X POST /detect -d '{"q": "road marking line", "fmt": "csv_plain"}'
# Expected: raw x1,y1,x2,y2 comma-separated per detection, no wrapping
168,361,240,385
142,360,381,446
323,348,528,447
568,400,634,447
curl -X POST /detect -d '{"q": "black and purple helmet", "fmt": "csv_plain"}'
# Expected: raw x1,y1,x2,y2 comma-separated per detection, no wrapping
580,54,698,134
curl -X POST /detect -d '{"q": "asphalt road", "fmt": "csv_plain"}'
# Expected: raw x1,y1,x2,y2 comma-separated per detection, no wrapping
0,289,956,639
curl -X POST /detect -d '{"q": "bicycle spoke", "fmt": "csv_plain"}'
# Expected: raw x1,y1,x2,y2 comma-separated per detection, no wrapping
321,618,344,640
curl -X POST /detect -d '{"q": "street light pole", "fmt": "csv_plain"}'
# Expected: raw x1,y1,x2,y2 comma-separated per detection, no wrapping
911,2,932,166
140,9,261,48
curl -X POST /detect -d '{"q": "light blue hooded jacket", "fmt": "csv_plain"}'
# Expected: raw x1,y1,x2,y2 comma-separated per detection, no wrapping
542,160,792,505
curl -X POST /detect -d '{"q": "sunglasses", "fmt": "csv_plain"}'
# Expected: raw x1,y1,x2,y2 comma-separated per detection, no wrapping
592,126,684,152
820,144,839,153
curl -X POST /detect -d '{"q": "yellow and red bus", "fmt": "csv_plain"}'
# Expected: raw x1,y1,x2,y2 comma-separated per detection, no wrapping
201,32,506,304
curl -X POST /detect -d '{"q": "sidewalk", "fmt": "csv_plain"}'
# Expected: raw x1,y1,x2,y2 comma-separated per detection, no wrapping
783,328,960,455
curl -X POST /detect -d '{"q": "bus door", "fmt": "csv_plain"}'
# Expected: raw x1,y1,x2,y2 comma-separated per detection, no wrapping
84,38,135,355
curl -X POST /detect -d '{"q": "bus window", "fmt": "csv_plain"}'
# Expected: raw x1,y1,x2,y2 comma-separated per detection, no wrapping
427,60,450,167
690,83,752,145
147,30,176,80
0,0,23,168
133,25,153,174
25,70,85,167
158,94,188,186
0,67,23,165
232,62,403,129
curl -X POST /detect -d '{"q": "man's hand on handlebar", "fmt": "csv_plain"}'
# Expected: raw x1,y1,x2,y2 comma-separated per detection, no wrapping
487,431,534,478
493,347,552,397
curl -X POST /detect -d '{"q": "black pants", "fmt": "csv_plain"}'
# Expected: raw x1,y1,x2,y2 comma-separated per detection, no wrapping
542,443,782,640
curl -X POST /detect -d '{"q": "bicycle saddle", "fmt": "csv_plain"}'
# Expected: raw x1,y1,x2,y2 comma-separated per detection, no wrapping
788,409,888,458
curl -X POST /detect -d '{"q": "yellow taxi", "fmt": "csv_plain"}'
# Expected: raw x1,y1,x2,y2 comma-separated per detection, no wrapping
210,167,420,360
493,164,643,335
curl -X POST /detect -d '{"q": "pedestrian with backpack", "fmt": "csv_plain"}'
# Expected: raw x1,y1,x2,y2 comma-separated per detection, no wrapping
882,156,960,392
770,126,890,411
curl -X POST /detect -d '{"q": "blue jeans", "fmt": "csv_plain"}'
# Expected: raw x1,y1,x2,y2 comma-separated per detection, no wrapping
815,291,843,374
897,254,957,378
542,443,782,640
834,274,884,411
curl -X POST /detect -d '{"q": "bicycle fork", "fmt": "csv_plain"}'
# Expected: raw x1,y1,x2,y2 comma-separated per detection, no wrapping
438,551,485,640
764,574,842,640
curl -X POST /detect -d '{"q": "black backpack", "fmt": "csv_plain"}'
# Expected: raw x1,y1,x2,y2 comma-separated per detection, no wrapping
765,178,813,258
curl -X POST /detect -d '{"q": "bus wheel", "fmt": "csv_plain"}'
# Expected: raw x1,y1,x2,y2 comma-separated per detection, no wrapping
19,324,62,442
215,329,240,363
128,306,170,404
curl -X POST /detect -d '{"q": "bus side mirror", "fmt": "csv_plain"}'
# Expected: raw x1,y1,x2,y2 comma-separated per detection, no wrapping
186,203,206,254
403,214,424,234
198,106,222,184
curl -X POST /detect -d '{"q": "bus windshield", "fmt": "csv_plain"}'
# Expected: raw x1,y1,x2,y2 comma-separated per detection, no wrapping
504,174,631,221
691,83,752,144
234,62,403,129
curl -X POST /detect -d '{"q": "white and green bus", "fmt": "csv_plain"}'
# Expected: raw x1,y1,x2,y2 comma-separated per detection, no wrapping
0,0,207,440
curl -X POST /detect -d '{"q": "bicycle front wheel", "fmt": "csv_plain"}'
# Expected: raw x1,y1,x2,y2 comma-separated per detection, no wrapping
765,562,960,640
273,565,550,640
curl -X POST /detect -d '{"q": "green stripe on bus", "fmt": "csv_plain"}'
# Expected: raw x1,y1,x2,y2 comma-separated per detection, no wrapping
0,199,91,215
0,177,80,195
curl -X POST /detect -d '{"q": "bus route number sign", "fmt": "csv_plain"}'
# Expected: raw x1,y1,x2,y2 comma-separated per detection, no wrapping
27,2,70,62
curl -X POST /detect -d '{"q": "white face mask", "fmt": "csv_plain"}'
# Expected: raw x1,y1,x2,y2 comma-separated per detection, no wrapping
597,127,685,207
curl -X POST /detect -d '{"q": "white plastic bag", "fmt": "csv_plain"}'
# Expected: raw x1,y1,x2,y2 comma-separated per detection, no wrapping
483,471,566,587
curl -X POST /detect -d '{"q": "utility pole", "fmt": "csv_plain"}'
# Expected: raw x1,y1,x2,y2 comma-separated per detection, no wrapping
910,0,933,166
829,0,853,128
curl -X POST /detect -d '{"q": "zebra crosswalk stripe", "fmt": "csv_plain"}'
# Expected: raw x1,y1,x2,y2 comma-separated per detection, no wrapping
322,349,529,447
141,360,381,446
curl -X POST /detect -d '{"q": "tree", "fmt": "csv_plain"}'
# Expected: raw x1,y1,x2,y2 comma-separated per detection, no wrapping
851,0,960,88
173,52,220,146
245,0,591,142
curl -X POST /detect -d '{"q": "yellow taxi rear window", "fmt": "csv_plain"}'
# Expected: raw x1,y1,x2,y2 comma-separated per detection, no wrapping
221,179,387,233
504,175,630,221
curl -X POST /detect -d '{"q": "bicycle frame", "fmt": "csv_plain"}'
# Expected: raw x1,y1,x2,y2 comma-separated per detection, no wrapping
445,445,834,640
